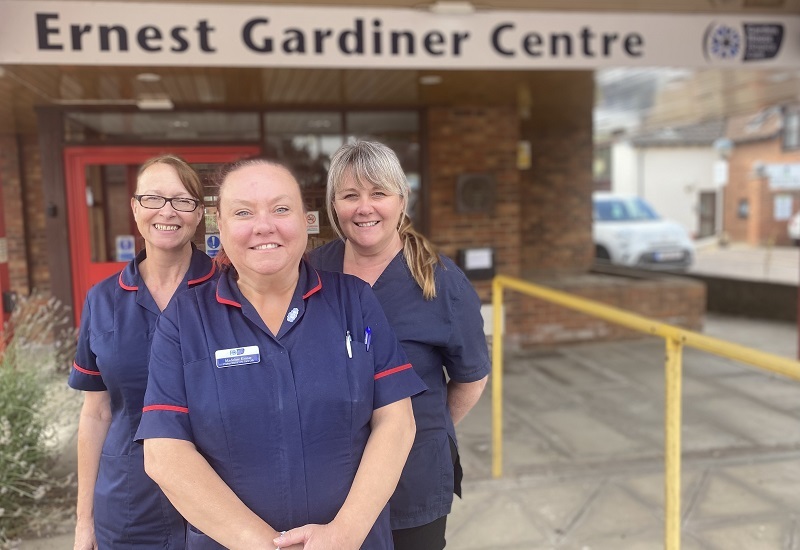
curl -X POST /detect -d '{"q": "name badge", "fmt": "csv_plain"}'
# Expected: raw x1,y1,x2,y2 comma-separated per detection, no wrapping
215,345,260,368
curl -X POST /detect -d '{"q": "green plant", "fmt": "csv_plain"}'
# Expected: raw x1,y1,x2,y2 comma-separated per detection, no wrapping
0,292,79,548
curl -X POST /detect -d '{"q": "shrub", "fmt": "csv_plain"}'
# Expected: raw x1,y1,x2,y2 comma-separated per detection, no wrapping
0,292,78,548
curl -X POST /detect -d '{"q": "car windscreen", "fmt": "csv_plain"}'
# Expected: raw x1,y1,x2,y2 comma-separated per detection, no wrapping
594,197,660,221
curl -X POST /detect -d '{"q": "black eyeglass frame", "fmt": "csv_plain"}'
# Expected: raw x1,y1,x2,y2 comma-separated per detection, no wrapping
133,194,202,212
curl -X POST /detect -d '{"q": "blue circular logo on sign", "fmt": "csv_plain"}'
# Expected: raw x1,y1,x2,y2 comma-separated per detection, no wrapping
206,235,221,249
704,23,743,63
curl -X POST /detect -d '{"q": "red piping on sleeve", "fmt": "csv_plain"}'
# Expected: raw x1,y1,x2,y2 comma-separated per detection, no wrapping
73,362,102,376
374,363,413,380
143,404,189,414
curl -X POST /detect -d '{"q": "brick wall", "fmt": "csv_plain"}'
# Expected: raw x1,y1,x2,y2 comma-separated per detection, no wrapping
520,72,595,277
0,134,51,297
723,139,800,245
426,106,522,302
21,136,50,293
0,136,31,295
505,273,706,348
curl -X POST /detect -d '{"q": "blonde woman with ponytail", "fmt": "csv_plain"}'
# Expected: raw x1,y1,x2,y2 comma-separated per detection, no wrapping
310,140,490,550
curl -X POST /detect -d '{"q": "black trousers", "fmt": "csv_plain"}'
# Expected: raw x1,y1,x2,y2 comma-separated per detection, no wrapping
391,515,448,550
391,437,461,550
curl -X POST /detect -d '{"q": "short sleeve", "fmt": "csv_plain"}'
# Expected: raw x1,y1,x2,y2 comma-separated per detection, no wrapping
359,284,427,409
68,296,107,392
442,274,491,383
134,306,193,443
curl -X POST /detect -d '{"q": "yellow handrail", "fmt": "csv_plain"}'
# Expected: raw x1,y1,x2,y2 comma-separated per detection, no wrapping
491,274,800,550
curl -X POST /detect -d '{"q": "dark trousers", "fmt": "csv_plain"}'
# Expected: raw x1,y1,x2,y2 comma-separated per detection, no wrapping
392,436,461,550
391,515,448,550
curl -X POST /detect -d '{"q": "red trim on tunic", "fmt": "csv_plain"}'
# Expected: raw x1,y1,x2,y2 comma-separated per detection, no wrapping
216,287,242,308
302,271,323,299
73,362,102,376
118,271,138,291
188,263,216,286
142,404,189,414
374,363,413,380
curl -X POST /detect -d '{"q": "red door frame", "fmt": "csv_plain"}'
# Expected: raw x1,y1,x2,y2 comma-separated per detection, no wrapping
64,145,260,324
0,168,10,332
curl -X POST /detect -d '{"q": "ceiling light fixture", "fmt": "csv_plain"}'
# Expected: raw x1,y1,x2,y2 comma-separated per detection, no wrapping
136,96,174,110
136,72,162,83
428,1,475,15
419,75,443,85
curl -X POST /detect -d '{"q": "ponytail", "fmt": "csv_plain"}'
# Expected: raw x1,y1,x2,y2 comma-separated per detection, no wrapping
398,214,441,300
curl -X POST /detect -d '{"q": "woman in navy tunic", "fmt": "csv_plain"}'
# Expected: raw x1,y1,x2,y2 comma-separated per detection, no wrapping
69,155,215,549
308,141,491,550
136,158,426,549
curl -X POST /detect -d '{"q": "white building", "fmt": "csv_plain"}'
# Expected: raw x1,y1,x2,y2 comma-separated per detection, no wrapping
611,119,725,238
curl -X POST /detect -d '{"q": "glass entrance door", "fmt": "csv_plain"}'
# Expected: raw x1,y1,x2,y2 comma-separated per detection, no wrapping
64,146,260,324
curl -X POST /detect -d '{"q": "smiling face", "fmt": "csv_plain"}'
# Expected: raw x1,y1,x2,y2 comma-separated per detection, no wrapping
217,162,307,285
131,162,203,253
333,170,405,255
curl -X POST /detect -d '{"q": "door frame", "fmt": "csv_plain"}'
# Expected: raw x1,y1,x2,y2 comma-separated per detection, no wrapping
64,145,260,324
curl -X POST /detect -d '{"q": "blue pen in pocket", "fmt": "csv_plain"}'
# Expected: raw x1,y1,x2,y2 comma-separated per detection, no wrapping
365,326,372,351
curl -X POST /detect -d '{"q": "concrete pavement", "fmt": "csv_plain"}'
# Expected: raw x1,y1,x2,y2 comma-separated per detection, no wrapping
447,313,800,550
19,313,800,550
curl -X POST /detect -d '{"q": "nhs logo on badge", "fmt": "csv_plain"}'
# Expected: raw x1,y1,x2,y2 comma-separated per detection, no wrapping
215,345,260,368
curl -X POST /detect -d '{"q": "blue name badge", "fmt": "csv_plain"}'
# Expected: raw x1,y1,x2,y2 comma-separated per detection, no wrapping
215,345,260,368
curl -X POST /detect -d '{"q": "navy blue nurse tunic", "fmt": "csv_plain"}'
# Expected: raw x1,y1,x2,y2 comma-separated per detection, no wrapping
309,240,491,530
135,260,427,550
68,247,215,549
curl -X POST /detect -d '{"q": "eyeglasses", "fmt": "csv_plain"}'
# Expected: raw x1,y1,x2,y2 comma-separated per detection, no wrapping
133,194,201,212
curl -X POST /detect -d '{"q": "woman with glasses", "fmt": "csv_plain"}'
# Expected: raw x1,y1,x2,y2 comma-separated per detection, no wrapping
69,155,216,549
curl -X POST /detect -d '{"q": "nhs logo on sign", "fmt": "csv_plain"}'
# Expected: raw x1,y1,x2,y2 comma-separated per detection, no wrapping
215,345,260,368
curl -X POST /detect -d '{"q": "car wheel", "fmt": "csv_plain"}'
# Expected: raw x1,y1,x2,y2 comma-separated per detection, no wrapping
595,245,611,260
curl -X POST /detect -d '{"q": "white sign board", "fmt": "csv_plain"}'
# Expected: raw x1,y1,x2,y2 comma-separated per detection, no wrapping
766,164,800,190
115,235,136,262
0,2,797,69
306,211,320,235
464,248,493,270
774,194,793,221
205,233,221,258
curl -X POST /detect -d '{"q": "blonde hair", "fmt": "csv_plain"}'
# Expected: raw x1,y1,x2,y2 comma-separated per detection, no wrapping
136,154,203,203
326,141,440,300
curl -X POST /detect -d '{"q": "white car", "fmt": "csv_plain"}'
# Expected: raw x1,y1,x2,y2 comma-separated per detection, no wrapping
593,193,694,271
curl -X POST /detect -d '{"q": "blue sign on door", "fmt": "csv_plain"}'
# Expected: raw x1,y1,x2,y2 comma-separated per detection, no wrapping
115,235,135,262
205,234,221,258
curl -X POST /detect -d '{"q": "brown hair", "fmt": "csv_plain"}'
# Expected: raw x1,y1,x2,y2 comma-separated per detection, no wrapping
136,154,204,203
211,156,306,270
326,141,440,300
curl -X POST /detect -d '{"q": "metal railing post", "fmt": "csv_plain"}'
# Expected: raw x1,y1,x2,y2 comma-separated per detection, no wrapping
492,277,504,478
665,336,683,550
